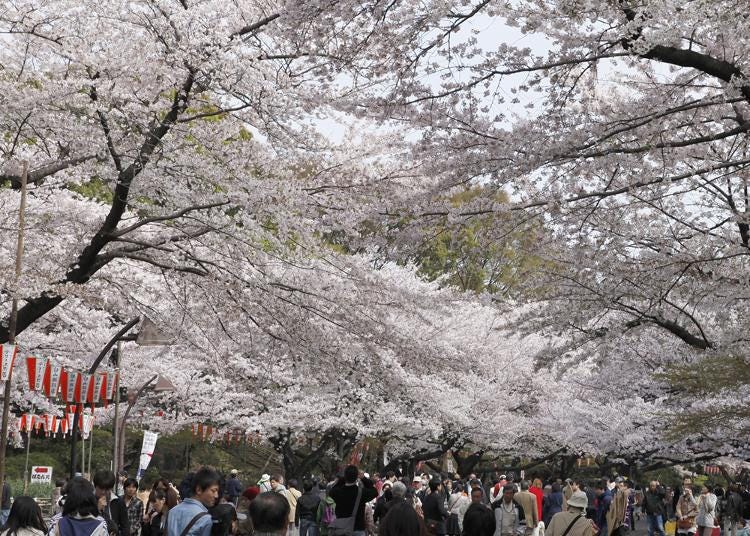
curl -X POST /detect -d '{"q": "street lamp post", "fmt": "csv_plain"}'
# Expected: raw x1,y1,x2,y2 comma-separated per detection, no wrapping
115,375,175,470
69,316,173,478
69,317,139,478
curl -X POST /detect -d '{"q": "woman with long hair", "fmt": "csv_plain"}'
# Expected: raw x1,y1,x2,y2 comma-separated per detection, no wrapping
151,479,179,509
142,490,168,536
2,496,46,536
53,478,108,536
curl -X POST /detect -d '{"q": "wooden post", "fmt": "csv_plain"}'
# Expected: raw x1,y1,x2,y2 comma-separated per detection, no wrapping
0,161,29,487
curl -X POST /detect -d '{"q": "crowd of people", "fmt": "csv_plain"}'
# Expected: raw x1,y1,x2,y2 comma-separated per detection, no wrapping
1,467,750,536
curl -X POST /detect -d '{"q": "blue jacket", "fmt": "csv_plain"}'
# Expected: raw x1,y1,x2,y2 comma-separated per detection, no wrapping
166,499,212,536
596,490,613,529
226,477,243,499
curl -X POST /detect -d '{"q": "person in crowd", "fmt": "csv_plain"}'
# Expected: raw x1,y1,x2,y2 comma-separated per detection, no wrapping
562,480,574,509
491,479,504,504
117,479,143,536
116,473,128,499
470,480,488,505
544,483,564,528
226,471,243,507
373,481,393,525
51,478,108,536
594,482,613,536
546,491,593,536
209,494,236,536
462,493,494,536
724,484,744,536
447,481,470,535
329,466,377,536
643,481,666,536
529,480,544,524
381,482,407,520
179,474,195,502
422,478,449,535
676,479,698,536
492,484,523,536
166,467,220,536
270,477,288,496
3,496,47,536
141,490,168,536
258,476,273,494
696,485,718,536
295,480,321,536
150,480,179,510
316,487,337,536
378,499,428,536
412,477,427,503
2,477,12,527
249,493,290,536
606,478,628,536
514,481,539,536
286,480,302,534
93,471,129,536
52,481,67,516
585,484,597,522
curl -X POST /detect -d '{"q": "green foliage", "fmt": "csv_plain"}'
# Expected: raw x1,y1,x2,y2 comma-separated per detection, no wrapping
7,479,53,499
68,177,114,204
658,355,750,438
415,188,547,296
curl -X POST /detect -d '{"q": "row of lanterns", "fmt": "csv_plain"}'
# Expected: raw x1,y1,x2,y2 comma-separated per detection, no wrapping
1,344,119,406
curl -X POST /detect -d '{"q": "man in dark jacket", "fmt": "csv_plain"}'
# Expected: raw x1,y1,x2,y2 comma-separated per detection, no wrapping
595,482,613,536
329,465,377,535
423,478,449,535
464,489,495,536
295,480,321,536
94,470,130,536
225,470,243,506
643,481,666,536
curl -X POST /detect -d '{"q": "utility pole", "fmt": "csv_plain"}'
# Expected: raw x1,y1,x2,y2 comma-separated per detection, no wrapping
0,161,29,487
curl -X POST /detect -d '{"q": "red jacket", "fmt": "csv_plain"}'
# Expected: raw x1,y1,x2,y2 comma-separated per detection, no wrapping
530,486,544,522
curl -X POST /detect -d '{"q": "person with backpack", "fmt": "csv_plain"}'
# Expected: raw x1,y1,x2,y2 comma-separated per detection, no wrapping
166,467,220,536
316,491,336,536
2,496,47,536
295,480,321,536
51,478,109,536
328,466,377,536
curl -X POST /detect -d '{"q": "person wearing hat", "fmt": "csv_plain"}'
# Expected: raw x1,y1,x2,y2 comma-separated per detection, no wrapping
546,491,594,536
373,480,394,525
227,470,243,507
413,476,427,503
258,475,273,494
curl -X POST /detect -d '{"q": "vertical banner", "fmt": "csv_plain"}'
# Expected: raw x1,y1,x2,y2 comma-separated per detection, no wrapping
77,374,93,404
61,371,80,403
44,363,64,399
107,371,118,400
26,357,48,391
82,413,94,440
0,344,18,382
92,373,106,404
137,431,158,481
